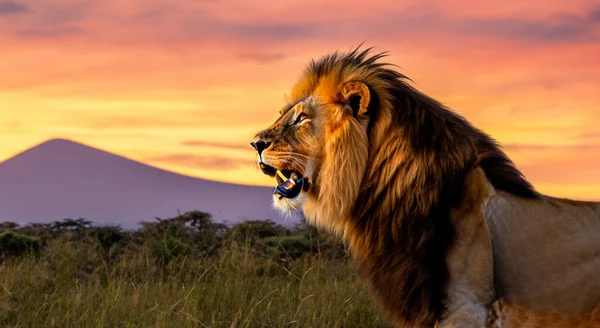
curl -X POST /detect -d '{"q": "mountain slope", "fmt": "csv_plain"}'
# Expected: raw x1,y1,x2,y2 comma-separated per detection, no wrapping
0,139,287,228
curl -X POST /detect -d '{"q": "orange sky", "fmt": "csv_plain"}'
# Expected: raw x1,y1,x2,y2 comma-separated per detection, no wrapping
0,0,599,200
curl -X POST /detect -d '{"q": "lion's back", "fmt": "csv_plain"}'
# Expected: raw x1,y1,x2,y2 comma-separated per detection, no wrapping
484,191,600,316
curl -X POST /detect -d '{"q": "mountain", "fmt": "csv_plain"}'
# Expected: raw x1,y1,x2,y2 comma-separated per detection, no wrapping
0,139,290,229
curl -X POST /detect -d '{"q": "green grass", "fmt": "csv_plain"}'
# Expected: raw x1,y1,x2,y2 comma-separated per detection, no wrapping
0,236,390,328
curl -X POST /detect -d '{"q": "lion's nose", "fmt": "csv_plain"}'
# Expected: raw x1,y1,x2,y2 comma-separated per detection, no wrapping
250,140,271,154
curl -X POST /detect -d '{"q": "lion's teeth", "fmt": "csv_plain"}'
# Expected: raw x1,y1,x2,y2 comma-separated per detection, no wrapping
276,169,288,181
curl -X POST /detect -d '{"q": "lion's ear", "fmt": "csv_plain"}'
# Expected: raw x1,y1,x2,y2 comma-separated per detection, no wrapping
341,81,370,118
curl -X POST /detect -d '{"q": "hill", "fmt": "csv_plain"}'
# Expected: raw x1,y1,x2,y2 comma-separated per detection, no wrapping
0,139,287,228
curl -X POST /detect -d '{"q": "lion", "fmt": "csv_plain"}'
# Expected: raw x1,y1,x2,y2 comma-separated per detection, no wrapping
250,47,600,327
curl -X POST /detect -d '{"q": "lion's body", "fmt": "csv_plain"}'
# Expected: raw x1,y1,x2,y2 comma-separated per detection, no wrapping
252,47,600,327
486,192,600,315
487,300,600,328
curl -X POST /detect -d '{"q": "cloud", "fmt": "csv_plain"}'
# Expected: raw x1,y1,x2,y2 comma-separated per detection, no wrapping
1,121,22,132
502,143,600,152
175,15,324,45
503,142,600,185
77,115,203,130
181,140,250,151
6,1,598,47
519,161,600,185
362,5,600,45
589,6,600,22
579,131,600,140
12,26,82,38
226,23,318,41
69,110,260,130
0,1,27,14
238,52,287,63
4,1,94,38
457,11,600,43
146,153,255,170
4,121,20,128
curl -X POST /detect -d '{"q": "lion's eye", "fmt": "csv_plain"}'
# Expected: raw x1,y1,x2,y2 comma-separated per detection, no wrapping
292,113,309,125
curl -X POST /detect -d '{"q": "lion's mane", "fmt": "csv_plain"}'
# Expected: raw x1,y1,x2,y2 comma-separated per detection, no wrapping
291,48,539,327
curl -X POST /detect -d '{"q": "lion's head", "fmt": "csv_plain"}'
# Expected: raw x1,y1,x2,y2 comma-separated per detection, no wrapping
251,50,398,233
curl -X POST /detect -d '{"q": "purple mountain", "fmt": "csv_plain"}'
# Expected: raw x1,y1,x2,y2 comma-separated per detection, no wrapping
0,139,289,229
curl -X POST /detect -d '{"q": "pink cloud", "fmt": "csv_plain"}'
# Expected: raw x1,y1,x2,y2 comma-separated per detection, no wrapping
145,153,254,170
181,140,249,151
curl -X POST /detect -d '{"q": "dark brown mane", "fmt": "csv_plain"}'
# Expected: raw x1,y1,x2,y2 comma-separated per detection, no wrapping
309,47,538,199
306,47,539,326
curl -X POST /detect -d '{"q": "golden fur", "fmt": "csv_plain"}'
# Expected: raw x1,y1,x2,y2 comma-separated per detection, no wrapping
252,47,600,327
486,300,600,328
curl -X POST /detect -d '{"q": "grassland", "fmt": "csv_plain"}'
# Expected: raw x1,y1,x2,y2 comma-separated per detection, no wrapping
0,212,390,328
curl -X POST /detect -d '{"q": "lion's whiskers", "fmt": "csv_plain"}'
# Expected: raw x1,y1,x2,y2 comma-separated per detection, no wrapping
262,152,318,177
268,151,321,164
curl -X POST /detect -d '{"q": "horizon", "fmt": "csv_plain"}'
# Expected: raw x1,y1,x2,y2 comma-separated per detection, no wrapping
1,0,599,200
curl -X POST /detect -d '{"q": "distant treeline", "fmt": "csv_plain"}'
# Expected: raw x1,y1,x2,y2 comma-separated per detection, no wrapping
0,211,347,265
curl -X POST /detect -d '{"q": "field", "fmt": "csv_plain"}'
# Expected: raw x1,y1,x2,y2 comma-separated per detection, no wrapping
0,212,390,328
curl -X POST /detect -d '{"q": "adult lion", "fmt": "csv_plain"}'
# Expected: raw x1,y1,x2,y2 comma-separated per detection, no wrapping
250,47,600,327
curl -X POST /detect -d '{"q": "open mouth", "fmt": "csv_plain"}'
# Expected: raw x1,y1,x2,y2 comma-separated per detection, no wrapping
259,162,309,199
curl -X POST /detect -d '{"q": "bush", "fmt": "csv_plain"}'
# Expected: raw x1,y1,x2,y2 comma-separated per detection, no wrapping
293,222,348,260
89,225,125,251
135,211,229,264
0,231,41,259
264,235,316,259
0,221,19,233
228,220,288,244
154,235,190,265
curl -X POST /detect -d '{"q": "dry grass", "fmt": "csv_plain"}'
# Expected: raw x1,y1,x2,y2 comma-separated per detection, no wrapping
0,239,390,328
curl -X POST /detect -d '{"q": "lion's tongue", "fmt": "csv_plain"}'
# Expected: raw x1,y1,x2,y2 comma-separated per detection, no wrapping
274,170,304,199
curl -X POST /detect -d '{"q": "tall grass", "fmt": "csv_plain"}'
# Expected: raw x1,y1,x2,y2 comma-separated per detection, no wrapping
0,214,390,328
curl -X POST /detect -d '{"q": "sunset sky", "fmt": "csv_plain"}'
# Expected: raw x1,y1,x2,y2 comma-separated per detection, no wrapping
0,0,599,200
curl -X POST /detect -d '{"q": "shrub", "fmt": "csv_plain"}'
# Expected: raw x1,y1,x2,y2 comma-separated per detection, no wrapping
262,235,316,260
228,220,288,244
0,221,19,233
136,211,229,264
89,226,125,249
0,231,41,259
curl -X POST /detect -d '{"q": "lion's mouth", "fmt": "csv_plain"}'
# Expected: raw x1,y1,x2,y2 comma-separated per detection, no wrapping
259,162,309,199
